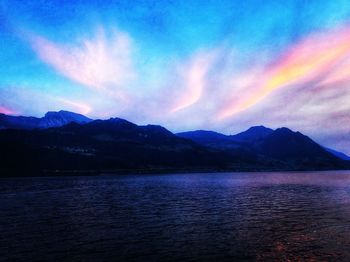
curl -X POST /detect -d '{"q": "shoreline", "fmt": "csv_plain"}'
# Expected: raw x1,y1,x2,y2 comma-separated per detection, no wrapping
1,167,350,178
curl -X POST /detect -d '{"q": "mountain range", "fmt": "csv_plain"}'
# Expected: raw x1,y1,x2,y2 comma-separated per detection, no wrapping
0,110,92,129
0,111,349,176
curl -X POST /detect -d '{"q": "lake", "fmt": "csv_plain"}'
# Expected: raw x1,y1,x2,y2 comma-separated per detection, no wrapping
1,171,350,261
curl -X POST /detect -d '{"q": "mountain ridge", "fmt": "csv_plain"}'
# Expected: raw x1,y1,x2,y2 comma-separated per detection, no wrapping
0,111,349,175
0,110,92,130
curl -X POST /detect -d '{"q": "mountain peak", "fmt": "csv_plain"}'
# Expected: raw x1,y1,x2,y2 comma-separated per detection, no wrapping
274,127,305,138
107,117,130,122
40,110,92,128
275,127,293,132
178,130,227,136
248,125,272,131
231,125,274,142
86,117,138,130
274,127,292,134
44,110,87,118
105,117,137,127
176,129,240,149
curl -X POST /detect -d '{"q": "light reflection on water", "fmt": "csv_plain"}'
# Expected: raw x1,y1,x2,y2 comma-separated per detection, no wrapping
1,171,350,261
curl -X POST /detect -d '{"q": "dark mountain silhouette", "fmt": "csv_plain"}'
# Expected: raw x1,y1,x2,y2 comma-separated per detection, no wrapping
177,127,349,170
39,111,92,128
177,126,274,147
324,147,350,161
230,126,274,142
0,118,246,175
0,111,349,176
0,110,92,129
251,128,343,169
177,130,241,149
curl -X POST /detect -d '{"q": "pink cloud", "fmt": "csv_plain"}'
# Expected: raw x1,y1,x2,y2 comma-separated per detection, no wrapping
56,98,92,115
10,24,349,155
0,87,93,118
217,25,350,119
170,50,219,112
30,27,136,91
0,106,17,115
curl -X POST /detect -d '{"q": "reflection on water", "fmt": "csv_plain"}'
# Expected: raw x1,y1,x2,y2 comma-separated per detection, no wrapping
1,171,350,261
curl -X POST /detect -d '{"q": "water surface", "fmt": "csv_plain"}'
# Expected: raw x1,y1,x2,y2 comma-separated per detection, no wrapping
1,171,350,261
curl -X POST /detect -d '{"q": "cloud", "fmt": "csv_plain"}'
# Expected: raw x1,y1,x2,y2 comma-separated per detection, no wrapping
55,98,92,115
5,22,350,155
0,105,17,115
148,24,350,154
217,25,350,119
30,27,136,91
170,49,219,112
217,78,350,154
0,87,92,117
319,57,350,86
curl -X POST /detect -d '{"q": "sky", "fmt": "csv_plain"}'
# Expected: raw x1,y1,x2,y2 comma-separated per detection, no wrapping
1,0,350,154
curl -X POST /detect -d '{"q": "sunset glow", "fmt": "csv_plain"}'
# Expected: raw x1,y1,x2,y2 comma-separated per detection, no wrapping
1,0,350,154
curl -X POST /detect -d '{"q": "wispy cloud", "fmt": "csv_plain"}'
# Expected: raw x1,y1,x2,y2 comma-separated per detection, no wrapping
30,27,135,91
0,87,92,117
170,50,218,112
217,26,350,119
4,20,350,154
56,98,92,115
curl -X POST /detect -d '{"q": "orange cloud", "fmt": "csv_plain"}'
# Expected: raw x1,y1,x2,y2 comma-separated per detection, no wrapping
218,26,350,119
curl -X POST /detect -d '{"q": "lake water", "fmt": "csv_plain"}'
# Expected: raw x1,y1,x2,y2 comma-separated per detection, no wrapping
1,171,350,261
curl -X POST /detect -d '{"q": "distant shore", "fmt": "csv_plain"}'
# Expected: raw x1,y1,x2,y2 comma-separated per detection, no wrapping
2,167,350,178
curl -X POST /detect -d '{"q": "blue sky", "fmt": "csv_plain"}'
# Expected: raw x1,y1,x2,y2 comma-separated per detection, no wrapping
1,0,350,153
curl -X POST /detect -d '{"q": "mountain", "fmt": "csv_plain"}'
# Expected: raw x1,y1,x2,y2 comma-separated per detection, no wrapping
325,147,350,161
177,126,274,148
251,127,343,169
177,127,349,171
39,111,92,128
0,118,242,175
176,130,241,149
0,110,92,130
0,111,349,176
176,130,260,164
0,114,39,129
230,126,273,142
